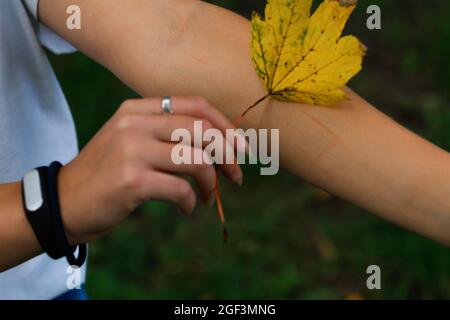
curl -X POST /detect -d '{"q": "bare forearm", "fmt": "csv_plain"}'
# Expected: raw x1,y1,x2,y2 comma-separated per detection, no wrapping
39,0,450,245
0,183,42,272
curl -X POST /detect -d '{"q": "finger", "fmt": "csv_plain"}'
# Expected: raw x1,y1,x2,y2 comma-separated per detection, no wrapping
119,98,162,115
170,96,248,155
140,171,197,215
149,143,217,205
158,120,242,186
123,97,248,154
132,115,243,185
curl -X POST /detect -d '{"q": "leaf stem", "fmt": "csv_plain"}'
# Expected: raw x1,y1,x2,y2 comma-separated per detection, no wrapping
234,94,271,127
215,93,272,244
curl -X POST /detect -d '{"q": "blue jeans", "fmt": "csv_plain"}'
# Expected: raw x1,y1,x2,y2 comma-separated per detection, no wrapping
53,285,89,300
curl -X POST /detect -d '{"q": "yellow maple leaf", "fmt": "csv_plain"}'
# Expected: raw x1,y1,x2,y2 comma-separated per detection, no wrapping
216,0,365,241
251,0,365,106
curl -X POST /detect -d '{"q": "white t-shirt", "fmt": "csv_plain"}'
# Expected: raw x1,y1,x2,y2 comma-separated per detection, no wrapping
0,0,86,299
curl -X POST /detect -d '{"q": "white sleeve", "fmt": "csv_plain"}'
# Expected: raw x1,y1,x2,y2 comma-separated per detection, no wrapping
22,0,77,55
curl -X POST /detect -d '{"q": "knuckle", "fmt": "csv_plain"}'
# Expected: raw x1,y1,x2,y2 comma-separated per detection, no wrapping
117,166,141,191
116,114,137,131
115,132,138,160
175,180,193,201
119,99,137,112
201,119,214,131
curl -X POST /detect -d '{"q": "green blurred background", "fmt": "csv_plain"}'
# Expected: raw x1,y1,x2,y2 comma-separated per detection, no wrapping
49,0,450,299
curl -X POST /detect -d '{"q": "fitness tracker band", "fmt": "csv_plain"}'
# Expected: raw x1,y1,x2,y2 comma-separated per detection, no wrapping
22,162,87,267
47,161,87,267
22,167,64,259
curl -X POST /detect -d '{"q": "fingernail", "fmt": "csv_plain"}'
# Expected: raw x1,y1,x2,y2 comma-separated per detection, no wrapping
237,175,243,186
234,170,243,186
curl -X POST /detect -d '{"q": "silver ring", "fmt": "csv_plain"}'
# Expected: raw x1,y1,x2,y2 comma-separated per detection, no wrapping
161,96,174,115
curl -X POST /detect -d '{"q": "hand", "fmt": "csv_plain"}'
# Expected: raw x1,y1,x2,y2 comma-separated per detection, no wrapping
58,96,244,244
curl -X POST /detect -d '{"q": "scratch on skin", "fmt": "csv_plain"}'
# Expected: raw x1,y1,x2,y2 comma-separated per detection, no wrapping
188,54,206,65
304,111,349,164
311,139,339,164
305,112,343,146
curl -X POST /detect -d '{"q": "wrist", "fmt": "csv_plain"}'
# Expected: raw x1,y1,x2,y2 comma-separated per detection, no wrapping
57,164,90,245
20,163,87,266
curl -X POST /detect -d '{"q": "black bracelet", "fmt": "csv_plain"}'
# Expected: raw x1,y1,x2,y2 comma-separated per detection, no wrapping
47,161,87,267
21,167,65,259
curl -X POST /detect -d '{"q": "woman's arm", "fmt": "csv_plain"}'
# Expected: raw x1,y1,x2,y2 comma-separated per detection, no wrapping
39,0,450,246
0,96,244,272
